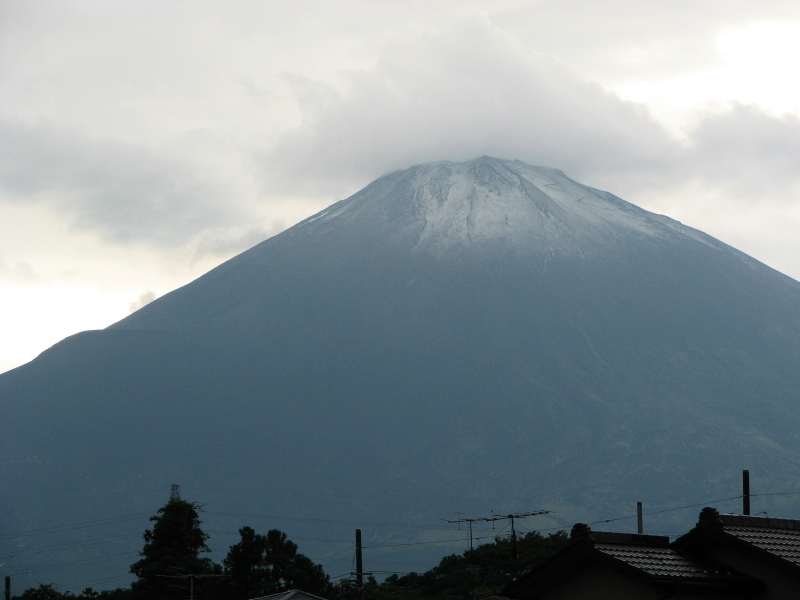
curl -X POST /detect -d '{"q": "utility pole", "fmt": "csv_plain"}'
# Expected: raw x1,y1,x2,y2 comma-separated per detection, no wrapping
355,528,363,589
5,575,10,600
170,484,180,501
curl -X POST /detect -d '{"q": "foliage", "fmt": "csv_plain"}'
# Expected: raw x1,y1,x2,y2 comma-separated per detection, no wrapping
12,584,132,600
129,498,217,600
365,531,570,600
219,526,331,599
13,584,67,600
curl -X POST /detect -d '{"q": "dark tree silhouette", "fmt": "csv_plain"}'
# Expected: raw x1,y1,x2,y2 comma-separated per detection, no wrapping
129,499,216,599
221,527,330,599
371,531,569,600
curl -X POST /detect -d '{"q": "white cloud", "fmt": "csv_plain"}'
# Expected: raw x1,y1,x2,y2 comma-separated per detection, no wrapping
262,12,800,213
264,11,680,195
0,254,39,283
129,289,157,313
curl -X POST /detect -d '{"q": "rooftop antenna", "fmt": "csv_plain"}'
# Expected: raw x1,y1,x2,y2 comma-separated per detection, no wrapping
441,515,479,551
443,510,552,574
480,511,552,578
171,484,180,501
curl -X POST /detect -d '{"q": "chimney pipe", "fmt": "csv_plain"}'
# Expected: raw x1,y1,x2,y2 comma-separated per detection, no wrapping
637,502,643,534
743,470,750,515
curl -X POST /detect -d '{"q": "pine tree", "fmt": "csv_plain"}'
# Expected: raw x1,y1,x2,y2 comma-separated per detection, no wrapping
129,499,216,599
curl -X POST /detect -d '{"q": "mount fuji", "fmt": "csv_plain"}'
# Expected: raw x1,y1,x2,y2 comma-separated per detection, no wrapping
3,157,800,587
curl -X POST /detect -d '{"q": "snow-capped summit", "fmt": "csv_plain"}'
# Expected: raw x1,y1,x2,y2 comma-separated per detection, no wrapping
293,156,690,258
121,157,780,331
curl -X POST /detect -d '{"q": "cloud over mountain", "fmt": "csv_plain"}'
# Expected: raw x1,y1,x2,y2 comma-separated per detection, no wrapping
0,118,254,248
265,11,680,194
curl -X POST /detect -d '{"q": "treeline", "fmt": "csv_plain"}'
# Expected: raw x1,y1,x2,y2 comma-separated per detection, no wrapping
13,499,568,600
366,530,569,600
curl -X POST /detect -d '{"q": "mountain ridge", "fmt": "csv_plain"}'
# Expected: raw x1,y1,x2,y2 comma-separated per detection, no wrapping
112,156,797,332
3,156,800,589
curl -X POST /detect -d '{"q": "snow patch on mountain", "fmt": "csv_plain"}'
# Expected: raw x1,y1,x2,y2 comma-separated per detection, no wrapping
293,156,731,263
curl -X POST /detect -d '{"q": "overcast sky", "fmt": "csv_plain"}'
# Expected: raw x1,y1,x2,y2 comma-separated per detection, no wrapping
2,0,800,373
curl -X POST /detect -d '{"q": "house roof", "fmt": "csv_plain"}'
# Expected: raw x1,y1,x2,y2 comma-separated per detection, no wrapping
574,527,746,584
716,513,800,567
504,523,758,598
594,540,732,581
675,508,800,574
248,590,329,600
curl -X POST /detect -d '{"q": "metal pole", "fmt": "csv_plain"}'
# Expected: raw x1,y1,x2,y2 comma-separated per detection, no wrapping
510,516,518,578
637,502,643,534
5,575,10,600
355,528,363,588
468,520,473,551
743,470,751,515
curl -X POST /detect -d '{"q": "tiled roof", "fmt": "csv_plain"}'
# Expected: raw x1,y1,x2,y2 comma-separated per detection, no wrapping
718,514,800,567
250,593,295,600
249,590,329,600
503,523,763,599
595,542,739,581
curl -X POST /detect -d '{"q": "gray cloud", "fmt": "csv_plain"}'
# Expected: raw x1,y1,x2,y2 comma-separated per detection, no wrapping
189,222,286,259
263,12,800,214
263,12,682,195
0,119,255,248
686,104,800,201
265,13,678,191
2,2,799,263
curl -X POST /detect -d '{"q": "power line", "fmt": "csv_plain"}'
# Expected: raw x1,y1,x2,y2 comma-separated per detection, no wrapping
364,536,496,549
753,489,800,498
10,551,140,576
533,494,745,533
184,485,472,503
205,511,451,531
0,532,141,560
51,574,134,591
0,513,151,542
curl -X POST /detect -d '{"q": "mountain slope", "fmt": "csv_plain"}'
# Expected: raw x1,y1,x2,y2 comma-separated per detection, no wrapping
2,157,800,589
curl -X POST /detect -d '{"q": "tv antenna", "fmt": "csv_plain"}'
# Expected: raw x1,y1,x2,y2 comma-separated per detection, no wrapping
442,510,552,573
